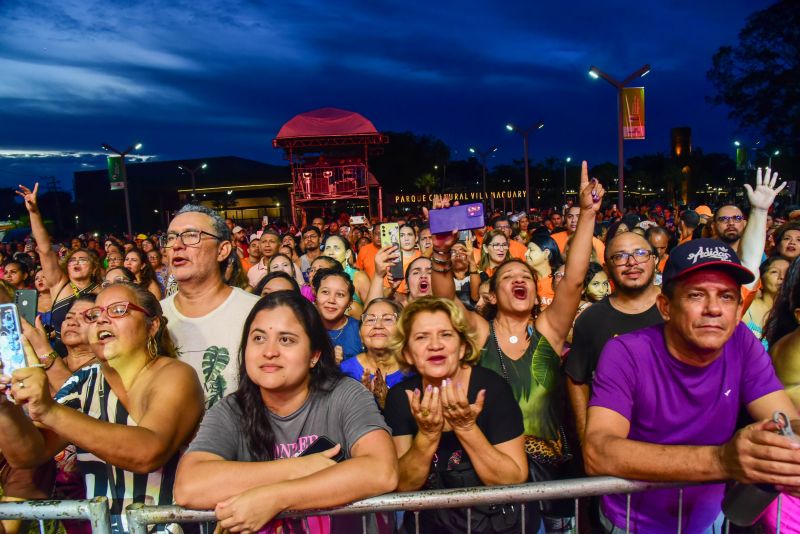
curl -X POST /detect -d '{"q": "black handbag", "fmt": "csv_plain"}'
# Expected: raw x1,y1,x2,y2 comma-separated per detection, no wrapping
419,455,527,534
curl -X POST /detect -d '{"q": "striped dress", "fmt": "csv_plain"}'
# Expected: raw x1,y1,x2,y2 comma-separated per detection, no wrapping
54,365,180,533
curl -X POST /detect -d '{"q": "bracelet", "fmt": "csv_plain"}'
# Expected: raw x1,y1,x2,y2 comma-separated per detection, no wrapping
469,271,479,275
431,264,452,274
432,248,450,256
38,351,58,370
431,255,450,265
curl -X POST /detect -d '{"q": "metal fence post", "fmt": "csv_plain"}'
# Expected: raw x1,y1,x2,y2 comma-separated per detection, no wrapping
0,498,111,534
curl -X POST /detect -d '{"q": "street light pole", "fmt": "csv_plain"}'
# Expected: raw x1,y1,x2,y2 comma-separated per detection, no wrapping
506,122,544,211
588,64,651,212
178,162,208,199
562,156,572,208
469,146,498,210
102,141,142,238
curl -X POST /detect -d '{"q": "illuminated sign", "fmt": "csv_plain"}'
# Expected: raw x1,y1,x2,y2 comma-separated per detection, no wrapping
393,190,527,204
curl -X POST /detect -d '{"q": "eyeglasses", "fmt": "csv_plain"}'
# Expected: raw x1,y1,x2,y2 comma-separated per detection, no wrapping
362,313,398,327
716,215,744,224
82,301,153,323
67,257,90,265
609,249,653,266
161,230,221,248
488,242,509,249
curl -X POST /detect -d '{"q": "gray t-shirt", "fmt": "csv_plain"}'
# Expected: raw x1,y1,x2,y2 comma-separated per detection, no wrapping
187,377,389,460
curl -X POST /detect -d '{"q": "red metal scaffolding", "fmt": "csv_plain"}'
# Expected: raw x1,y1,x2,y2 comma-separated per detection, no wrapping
273,108,389,225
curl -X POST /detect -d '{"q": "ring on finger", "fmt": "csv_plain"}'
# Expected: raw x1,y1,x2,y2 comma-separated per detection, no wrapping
421,409,430,417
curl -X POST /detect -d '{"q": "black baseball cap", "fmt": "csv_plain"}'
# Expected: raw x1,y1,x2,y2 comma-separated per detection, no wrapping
662,238,755,287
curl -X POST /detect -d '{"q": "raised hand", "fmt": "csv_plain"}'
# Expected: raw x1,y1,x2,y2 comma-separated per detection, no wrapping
440,378,485,432
15,183,40,214
577,161,605,213
333,345,344,365
406,384,444,437
374,245,400,277
745,167,786,211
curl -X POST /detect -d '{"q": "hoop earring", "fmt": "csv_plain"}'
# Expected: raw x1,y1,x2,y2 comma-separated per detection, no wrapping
147,336,158,359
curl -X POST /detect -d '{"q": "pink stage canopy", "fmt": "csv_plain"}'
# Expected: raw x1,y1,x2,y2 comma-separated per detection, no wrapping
275,108,379,139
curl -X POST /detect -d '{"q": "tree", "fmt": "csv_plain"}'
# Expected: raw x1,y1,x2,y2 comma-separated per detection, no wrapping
371,131,450,194
707,1,800,170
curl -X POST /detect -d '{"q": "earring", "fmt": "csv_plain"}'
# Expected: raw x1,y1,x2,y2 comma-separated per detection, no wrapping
146,336,158,359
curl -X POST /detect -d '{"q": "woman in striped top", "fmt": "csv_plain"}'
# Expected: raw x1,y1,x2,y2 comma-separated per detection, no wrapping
0,282,204,533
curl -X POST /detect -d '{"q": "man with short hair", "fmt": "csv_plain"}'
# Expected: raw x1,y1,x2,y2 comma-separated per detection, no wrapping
297,225,322,279
550,206,605,261
248,229,280,287
645,225,671,283
231,225,248,259
417,226,434,258
678,209,699,244
566,231,663,438
311,217,325,234
714,205,746,249
161,205,259,408
584,238,800,533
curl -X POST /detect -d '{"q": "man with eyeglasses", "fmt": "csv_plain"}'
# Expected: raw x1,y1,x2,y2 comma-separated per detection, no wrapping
491,217,527,260
160,205,259,408
714,205,747,249
566,231,663,440
297,225,322,280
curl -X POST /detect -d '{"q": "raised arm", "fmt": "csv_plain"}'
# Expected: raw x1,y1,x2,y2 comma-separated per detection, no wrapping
537,161,604,353
366,245,399,306
16,183,67,289
9,361,204,473
740,168,785,289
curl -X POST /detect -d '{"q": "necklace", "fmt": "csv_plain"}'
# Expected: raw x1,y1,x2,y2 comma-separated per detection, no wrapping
329,318,348,341
496,319,531,344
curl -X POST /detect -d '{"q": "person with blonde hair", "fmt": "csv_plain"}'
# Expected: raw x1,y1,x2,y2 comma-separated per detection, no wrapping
384,296,531,532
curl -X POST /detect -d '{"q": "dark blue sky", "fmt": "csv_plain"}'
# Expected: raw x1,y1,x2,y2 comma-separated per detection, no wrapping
0,0,772,194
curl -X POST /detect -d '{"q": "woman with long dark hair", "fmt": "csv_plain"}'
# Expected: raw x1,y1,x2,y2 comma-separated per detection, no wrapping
123,249,161,299
765,257,800,404
174,291,397,533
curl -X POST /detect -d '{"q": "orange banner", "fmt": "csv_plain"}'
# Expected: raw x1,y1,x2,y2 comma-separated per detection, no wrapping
622,87,645,140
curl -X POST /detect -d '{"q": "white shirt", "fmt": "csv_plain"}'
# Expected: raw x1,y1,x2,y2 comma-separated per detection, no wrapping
161,287,259,408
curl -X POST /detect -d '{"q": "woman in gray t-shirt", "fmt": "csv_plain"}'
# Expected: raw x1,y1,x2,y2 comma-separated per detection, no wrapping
174,291,398,533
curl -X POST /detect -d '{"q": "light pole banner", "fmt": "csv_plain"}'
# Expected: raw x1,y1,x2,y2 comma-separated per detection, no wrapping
107,155,126,190
622,87,645,140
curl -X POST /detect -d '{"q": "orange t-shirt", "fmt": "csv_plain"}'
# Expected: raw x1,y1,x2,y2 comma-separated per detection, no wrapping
356,242,379,279
551,231,606,264
536,274,554,310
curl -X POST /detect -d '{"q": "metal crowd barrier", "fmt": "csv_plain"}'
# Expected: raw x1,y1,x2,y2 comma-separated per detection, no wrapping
125,476,704,534
0,496,111,534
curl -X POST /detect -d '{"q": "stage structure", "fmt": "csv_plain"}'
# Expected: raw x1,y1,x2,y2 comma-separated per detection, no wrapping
273,108,389,225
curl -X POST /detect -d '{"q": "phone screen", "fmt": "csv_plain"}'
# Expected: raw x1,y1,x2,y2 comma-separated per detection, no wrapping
0,303,27,379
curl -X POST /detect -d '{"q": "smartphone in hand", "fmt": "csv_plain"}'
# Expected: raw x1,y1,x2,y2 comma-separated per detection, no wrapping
380,223,404,280
298,436,345,462
0,304,27,382
14,290,38,326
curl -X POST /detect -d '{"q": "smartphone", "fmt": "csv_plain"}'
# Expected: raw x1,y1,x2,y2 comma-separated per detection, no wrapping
380,223,404,280
349,215,366,225
428,203,485,234
0,303,28,380
262,215,269,226
458,230,471,243
298,436,345,462
14,290,38,326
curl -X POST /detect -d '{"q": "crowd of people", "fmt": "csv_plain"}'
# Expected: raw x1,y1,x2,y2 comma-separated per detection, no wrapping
0,165,799,533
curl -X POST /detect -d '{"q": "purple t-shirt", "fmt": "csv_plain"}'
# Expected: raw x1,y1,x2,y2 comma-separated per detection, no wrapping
590,322,783,533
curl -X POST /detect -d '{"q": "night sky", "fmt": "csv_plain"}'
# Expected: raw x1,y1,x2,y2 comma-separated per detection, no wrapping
0,0,773,194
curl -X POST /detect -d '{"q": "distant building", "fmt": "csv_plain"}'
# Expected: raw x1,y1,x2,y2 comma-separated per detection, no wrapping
671,127,692,159
74,156,291,234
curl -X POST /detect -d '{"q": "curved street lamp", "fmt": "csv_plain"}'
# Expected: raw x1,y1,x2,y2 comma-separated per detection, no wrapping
588,64,651,211
469,146,498,209
101,141,143,237
505,122,544,211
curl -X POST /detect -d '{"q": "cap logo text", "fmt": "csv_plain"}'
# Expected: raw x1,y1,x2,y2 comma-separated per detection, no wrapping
686,246,732,265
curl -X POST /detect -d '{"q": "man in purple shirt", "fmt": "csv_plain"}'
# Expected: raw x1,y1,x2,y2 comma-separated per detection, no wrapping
584,238,800,533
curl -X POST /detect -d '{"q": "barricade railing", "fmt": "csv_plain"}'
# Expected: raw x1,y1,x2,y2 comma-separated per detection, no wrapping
124,476,718,534
0,497,111,534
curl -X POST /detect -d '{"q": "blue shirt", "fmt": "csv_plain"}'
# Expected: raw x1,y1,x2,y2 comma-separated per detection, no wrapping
340,356,411,387
326,316,362,361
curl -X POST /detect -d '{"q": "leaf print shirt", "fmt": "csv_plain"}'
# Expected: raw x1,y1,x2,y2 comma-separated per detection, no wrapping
161,287,259,408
